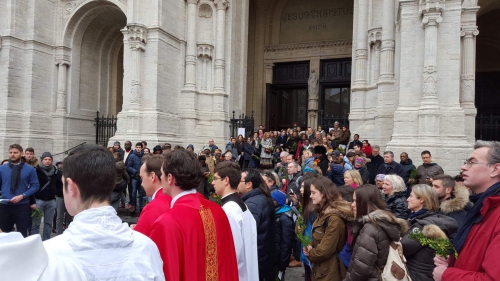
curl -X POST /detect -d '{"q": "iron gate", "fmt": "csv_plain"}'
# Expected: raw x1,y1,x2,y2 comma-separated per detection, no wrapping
94,111,117,146
319,110,350,130
230,110,254,138
476,114,500,141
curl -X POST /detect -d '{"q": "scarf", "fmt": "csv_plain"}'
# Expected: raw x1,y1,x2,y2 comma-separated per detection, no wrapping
38,164,56,178
408,208,428,219
8,161,25,195
276,205,291,215
453,181,500,252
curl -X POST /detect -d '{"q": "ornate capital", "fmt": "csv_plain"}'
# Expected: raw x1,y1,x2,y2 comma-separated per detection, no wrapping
197,44,213,59
186,0,198,4
122,24,148,48
214,0,229,10
419,0,445,14
355,49,368,58
422,12,442,27
460,27,479,37
368,27,382,44
56,60,71,67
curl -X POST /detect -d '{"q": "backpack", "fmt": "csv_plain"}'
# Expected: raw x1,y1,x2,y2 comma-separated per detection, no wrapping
378,241,411,281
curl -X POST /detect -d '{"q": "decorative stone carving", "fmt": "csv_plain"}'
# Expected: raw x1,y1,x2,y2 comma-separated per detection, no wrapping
308,70,319,100
198,3,213,18
64,2,77,15
122,24,147,107
419,0,445,14
125,24,148,45
368,28,382,44
198,44,213,91
130,80,141,105
423,66,438,96
197,44,213,58
214,0,229,10
264,40,352,52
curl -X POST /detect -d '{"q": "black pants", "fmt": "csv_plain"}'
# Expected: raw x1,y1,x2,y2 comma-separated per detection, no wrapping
292,236,301,261
0,203,31,237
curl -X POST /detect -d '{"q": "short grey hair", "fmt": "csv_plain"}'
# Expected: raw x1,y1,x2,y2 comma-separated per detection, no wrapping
288,162,299,169
474,141,500,165
280,151,289,157
383,151,394,158
384,174,406,193
372,145,380,150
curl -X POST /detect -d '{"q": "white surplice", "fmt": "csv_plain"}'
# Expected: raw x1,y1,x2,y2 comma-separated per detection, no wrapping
222,193,259,281
0,232,87,281
43,206,165,281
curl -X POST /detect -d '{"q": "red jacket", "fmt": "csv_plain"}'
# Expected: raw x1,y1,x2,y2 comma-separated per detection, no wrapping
361,145,372,157
134,189,172,236
443,195,500,281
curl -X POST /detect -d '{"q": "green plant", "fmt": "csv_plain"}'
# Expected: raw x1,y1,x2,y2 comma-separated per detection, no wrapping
207,173,214,185
409,228,457,259
211,193,222,206
31,208,42,221
296,207,311,247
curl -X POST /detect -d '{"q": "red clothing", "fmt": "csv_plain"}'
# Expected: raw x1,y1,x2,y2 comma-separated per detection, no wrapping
443,195,500,281
149,192,239,281
134,189,172,236
295,141,303,161
361,145,372,156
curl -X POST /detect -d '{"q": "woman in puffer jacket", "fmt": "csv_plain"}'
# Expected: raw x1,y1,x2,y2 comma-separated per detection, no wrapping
401,184,458,281
382,174,409,219
303,177,354,281
344,185,408,281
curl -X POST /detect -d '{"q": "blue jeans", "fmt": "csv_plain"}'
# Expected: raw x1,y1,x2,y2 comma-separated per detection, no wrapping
129,178,145,208
31,199,56,241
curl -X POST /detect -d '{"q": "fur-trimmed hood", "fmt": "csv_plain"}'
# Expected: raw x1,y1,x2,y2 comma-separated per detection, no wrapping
361,209,409,241
324,200,355,222
420,224,448,240
440,184,471,214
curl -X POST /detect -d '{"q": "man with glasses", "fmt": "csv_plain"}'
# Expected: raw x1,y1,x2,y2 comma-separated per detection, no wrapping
149,150,238,280
212,161,258,281
433,141,500,281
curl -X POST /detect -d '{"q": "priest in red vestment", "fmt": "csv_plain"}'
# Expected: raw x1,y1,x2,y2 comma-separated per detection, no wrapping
149,150,239,281
133,154,172,236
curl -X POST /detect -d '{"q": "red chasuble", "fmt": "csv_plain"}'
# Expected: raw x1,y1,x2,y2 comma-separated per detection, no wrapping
149,193,239,281
134,189,172,236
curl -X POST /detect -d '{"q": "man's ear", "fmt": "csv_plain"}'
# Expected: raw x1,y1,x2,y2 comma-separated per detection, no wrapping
65,177,79,198
491,163,500,178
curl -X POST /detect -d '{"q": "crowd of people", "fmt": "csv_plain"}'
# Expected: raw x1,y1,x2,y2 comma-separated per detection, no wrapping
0,123,499,281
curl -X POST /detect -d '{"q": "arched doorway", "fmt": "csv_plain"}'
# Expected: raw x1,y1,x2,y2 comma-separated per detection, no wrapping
61,1,126,142
476,0,500,140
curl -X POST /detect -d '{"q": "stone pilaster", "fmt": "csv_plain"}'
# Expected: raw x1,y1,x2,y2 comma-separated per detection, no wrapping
379,0,396,81
369,28,382,85
460,3,479,143
184,0,198,90
354,0,369,87
214,0,229,93
418,0,443,141
55,60,70,112
197,44,213,91
123,24,147,109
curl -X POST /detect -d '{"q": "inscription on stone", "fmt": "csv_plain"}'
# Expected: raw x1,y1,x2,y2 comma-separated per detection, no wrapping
279,0,354,44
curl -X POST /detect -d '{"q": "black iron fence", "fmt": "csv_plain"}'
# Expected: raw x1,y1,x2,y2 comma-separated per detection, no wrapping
94,111,117,146
230,110,254,138
319,110,350,130
476,114,500,141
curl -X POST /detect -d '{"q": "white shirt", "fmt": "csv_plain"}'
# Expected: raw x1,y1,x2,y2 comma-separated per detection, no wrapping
0,232,87,281
171,188,197,208
152,187,163,200
221,193,259,281
44,206,165,281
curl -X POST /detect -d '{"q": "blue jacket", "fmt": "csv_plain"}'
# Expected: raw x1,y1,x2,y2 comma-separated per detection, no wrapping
126,150,143,176
243,142,254,161
329,163,346,186
274,206,295,271
0,163,39,205
275,134,288,148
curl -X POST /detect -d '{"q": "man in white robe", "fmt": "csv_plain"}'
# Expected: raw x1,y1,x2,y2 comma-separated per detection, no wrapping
213,161,259,281
0,232,87,281
42,145,165,281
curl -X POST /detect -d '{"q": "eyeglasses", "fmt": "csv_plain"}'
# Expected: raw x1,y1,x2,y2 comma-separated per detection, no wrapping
463,159,490,168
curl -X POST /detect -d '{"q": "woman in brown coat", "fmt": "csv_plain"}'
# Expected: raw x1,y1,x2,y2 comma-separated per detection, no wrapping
303,177,354,281
344,185,408,281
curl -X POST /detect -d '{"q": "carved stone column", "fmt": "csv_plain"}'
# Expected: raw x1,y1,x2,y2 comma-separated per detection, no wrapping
184,0,198,90
197,44,213,91
122,24,147,109
354,0,369,87
214,0,229,93
379,0,396,81
418,0,443,138
56,60,70,112
308,70,319,127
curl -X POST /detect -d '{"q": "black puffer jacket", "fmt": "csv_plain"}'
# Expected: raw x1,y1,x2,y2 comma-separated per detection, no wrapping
345,210,408,281
385,191,409,219
400,159,416,184
401,211,458,281
367,155,383,184
377,161,405,178
241,188,275,280
35,166,62,200
274,208,295,271
355,167,370,184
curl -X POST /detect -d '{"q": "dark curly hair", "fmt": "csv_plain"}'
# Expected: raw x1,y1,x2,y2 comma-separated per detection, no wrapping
162,149,202,191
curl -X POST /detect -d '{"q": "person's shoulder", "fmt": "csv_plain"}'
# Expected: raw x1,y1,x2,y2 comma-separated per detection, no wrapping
223,202,244,218
43,235,72,256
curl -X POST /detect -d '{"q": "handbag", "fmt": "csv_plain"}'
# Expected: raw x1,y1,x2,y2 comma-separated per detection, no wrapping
264,148,272,154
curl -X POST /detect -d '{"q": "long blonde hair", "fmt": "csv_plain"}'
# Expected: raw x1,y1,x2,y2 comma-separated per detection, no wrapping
345,170,363,186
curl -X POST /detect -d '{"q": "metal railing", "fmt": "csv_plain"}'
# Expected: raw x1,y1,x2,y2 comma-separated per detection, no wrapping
230,110,255,138
476,114,500,141
94,111,117,146
319,110,350,130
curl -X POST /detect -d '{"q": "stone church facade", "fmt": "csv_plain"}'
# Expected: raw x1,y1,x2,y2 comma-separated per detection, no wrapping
0,0,498,173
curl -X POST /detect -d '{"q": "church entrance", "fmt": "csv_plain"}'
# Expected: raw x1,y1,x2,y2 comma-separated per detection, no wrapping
267,61,310,131
318,59,351,128
475,2,500,141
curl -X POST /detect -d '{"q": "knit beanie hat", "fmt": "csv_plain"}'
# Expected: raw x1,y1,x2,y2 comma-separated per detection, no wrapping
41,152,53,161
354,157,365,165
271,190,287,207
375,174,386,181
